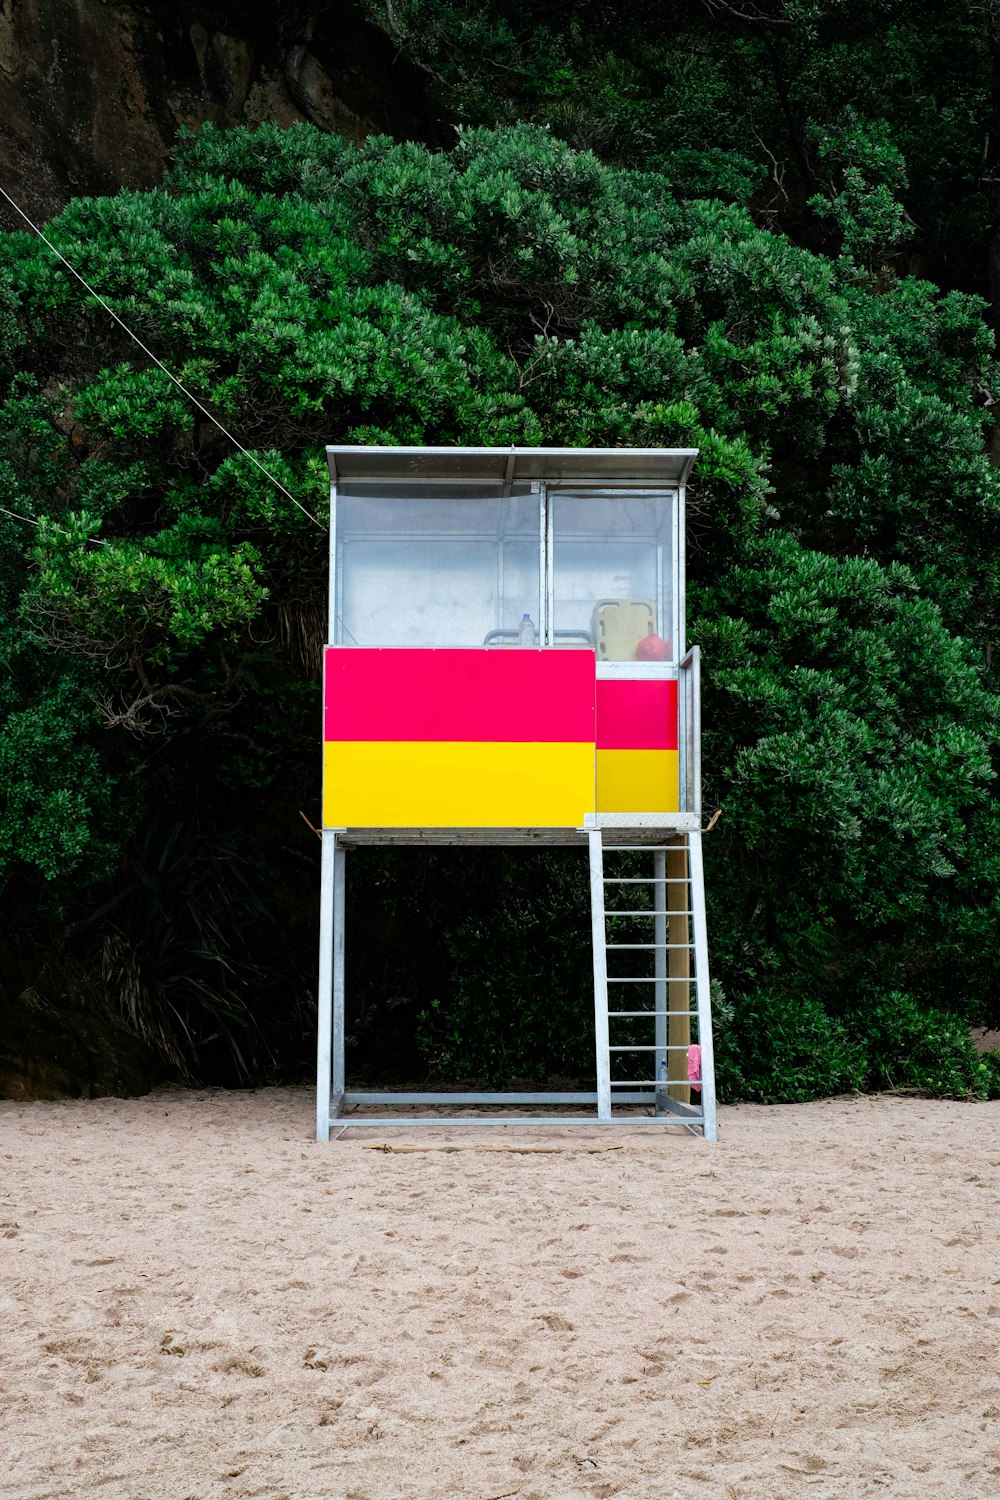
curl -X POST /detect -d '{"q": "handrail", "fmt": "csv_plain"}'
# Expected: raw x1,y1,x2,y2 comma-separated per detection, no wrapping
482,628,594,645
678,645,701,819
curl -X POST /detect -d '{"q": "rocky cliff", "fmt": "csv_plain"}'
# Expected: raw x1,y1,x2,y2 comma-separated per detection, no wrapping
0,0,439,228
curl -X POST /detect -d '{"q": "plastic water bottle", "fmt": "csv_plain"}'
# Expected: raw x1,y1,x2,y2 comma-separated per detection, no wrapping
518,612,535,646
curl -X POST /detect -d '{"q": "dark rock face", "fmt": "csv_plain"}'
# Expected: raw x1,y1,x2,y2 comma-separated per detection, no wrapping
0,0,439,228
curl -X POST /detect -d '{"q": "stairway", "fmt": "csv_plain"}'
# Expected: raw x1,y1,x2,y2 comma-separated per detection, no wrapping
588,829,717,1138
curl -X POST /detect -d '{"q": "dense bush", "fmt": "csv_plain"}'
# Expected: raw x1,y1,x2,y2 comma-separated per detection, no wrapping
980,1051,1000,1101
1,119,999,1096
857,993,990,1099
362,1,990,297
713,987,866,1105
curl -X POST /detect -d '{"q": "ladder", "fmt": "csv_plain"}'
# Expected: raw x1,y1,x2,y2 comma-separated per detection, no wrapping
588,829,717,1139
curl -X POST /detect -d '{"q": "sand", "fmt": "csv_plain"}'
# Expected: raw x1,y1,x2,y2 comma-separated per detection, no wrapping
2,1089,999,1500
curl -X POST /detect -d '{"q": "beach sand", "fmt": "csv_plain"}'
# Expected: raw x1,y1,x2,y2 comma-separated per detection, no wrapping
2,1087,999,1499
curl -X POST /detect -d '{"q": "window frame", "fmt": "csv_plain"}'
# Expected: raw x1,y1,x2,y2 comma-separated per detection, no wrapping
328,480,683,662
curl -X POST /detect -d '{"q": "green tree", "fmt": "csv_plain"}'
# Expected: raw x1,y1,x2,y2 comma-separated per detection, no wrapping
1,120,997,1096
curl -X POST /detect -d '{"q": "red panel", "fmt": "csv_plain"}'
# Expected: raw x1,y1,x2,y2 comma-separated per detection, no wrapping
325,648,595,744
596,679,678,750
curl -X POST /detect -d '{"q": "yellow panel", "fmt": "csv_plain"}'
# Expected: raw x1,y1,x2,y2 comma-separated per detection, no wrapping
596,749,679,813
325,740,595,828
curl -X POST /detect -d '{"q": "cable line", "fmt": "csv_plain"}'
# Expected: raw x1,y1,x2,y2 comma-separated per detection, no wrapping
0,181,324,531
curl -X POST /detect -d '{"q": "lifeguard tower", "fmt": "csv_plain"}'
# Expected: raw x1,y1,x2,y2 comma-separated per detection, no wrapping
317,447,716,1139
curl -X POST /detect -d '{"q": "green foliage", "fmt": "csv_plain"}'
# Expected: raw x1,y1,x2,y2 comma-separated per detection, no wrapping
0,270,26,379
413,853,593,1085
713,986,991,1103
807,111,913,269
714,987,866,1105
98,819,309,1085
362,1,990,294
980,1051,1000,1101
28,514,265,664
1,114,999,1093
857,993,988,1098
0,677,123,883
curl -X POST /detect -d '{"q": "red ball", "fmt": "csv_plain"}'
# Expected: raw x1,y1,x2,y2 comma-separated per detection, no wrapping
635,631,668,661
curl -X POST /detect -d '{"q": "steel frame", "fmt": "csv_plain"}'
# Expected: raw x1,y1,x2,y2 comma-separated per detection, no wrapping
316,822,717,1141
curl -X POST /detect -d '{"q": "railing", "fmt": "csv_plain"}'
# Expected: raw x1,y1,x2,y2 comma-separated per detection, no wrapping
482,628,594,646
678,645,701,819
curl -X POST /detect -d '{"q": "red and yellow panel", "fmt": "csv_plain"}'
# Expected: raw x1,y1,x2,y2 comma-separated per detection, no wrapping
324,649,595,828
324,650,680,827
596,679,679,813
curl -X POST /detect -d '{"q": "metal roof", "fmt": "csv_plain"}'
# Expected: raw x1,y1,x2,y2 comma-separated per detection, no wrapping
326,446,697,486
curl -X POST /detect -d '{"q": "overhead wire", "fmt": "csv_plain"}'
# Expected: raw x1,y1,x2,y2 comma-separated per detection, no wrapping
0,502,104,545
0,180,324,533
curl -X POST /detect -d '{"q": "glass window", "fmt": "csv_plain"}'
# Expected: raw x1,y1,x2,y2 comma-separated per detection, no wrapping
334,488,541,648
551,491,674,660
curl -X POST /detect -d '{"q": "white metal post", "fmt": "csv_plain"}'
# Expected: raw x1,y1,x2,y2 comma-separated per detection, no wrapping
588,830,611,1121
316,829,336,1141
544,482,554,646
687,829,717,1142
690,644,702,821
332,838,347,1111
676,483,686,662
327,483,338,643
653,848,667,1115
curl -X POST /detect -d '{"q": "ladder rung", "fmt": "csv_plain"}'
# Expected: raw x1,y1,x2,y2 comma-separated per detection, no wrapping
606,942,690,949
607,976,692,983
606,910,693,917
603,876,688,884
602,845,686,852
609,1044,691,1052
609,1010,695,1017
610,1080,700,1088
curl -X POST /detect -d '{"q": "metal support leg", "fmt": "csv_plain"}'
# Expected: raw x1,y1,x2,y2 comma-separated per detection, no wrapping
588,830,611,1122
316,830,335,1141
332,838,346,1115
653,848,667,1116
688,829,717,1142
